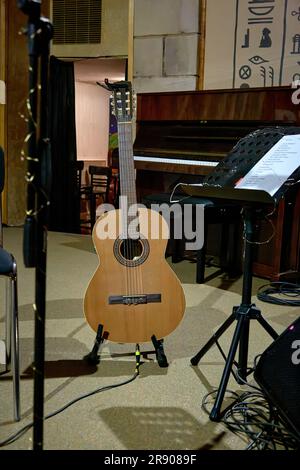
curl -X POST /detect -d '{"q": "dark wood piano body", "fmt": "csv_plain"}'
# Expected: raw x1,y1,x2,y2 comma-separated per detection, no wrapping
115,86,300,280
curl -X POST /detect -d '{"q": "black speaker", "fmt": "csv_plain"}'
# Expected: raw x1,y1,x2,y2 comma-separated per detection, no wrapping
254,317,300,440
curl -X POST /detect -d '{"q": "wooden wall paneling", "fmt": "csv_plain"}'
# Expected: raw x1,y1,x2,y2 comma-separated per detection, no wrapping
137,87,299,122
0,0,7,223
6,1,29,225
197,0,206,90
5,0,50,226
252,200,285,280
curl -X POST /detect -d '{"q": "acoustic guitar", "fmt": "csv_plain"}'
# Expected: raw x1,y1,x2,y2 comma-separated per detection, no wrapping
83,80,185,343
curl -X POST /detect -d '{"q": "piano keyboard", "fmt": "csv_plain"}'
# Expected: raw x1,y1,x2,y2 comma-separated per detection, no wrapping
134,155,219,167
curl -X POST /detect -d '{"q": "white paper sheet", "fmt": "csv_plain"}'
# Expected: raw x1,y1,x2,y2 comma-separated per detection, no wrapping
235,135,300,196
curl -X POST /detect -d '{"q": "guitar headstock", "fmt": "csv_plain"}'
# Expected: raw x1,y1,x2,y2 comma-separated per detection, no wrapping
98,79,135,123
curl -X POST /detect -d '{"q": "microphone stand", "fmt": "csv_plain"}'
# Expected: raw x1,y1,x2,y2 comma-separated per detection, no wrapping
17,0,53,450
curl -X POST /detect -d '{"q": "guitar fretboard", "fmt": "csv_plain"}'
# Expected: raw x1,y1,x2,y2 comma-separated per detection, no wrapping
118,121,137,208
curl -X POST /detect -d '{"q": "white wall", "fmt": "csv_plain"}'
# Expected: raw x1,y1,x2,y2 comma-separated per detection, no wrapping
74,58,126,164
75,82,110,161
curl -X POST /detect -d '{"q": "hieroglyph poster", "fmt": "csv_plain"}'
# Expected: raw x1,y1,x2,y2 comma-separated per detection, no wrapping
204,0,300,89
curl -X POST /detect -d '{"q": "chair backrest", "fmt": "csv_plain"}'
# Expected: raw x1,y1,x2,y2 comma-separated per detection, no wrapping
0,147,5,246
76,160,84,190
88,166,112,195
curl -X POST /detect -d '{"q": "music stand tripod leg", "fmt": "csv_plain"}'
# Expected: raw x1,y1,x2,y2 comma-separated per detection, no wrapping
190,207,279,421
209,312,246,421
256,315,278,340
237,316,250,382
190,313,236,365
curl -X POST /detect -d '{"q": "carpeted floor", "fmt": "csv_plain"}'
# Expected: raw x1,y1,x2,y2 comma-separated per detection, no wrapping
0,227,298,451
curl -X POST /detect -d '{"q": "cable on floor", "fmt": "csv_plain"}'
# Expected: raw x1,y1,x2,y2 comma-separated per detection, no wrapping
257,281,300,306
201,363,300,450
0,356,141,448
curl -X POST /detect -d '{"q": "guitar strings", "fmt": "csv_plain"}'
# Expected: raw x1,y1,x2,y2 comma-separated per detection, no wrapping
123,119,143,298
119,120,135,297
118,121,131,297
126,119,141,298
118,97,145,304
128,120,143,298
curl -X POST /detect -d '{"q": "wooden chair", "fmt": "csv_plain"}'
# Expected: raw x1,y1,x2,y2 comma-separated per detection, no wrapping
76,160,90,231
79,166,112,232
0,147,20,421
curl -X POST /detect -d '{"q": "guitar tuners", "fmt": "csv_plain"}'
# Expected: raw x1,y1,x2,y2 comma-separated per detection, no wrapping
110,95,115,115
129,94,136,114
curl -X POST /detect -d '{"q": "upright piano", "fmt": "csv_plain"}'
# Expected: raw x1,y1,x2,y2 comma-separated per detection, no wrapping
112,86,300,280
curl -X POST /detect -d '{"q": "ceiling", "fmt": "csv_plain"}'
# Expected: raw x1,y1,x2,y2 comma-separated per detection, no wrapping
74,58,127,84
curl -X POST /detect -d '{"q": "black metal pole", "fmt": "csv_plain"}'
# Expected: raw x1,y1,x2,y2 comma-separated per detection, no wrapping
206,208,256,421
17,0,52,451
238,208,254,380
240,208,254,306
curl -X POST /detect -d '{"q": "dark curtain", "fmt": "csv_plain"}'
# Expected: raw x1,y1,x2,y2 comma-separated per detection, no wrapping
48,56,80,233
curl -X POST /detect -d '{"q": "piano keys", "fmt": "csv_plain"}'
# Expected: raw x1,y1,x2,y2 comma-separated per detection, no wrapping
134,155,219,174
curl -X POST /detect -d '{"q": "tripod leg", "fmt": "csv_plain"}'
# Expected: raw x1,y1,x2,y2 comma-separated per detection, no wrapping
237,317,250,383
209,314,245,421
191,313,236,365
256,315,278,340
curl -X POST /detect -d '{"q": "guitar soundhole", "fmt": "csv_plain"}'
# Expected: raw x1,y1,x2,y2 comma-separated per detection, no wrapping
120,239,143,260
113,237,150,267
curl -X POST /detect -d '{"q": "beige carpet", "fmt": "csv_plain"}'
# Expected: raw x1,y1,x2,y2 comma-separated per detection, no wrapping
0,227,297,450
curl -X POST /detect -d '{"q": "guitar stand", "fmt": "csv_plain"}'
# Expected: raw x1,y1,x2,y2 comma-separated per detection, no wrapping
191,208,278,421
84,324,169,368
151,335,169,368
83,324,105,365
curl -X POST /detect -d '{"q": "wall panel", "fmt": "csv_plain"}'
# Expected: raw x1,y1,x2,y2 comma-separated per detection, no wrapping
5,0,50,225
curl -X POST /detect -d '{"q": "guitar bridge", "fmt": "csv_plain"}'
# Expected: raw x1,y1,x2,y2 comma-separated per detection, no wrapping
108,294,161,305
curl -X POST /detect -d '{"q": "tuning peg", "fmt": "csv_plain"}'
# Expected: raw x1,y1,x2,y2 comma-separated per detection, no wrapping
132,94,137,113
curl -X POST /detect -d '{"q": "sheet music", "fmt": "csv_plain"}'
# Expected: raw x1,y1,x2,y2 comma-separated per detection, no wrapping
235,135,300,196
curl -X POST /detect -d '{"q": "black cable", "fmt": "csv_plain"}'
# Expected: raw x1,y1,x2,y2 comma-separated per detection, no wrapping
257,281,300,306
201,361,300,450
222,391,299,450
0,366,139,448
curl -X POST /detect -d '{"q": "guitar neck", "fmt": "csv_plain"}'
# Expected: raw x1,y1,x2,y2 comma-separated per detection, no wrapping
118,120,137,207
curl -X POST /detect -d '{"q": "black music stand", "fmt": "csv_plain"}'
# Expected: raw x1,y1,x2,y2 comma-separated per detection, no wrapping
184,126,300,421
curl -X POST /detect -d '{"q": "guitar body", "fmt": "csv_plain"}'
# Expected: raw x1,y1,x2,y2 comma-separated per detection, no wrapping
84,207,186,343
